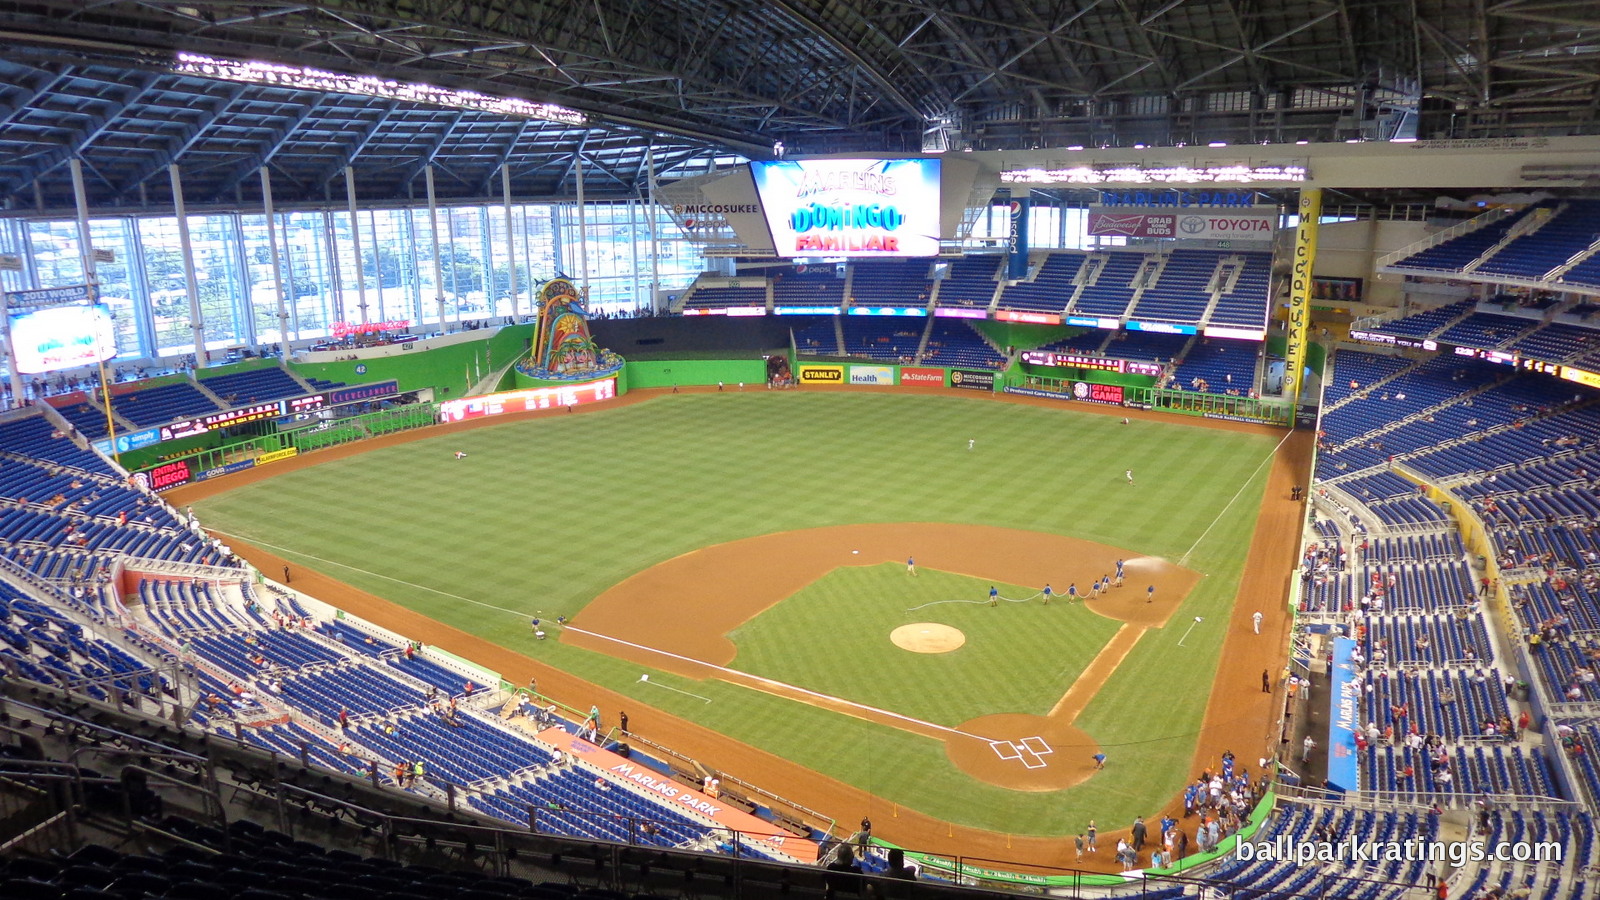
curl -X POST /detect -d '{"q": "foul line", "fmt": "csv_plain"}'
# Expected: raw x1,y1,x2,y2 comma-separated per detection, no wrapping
564,624,985,741
1178,429,1294,568
209,529,531,619
1049,623,1146,723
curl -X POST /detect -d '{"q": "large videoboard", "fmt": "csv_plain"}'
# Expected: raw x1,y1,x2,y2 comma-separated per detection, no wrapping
7,303,117,374
749,159,941,258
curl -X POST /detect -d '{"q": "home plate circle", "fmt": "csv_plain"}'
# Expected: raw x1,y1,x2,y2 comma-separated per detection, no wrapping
890,623,965,654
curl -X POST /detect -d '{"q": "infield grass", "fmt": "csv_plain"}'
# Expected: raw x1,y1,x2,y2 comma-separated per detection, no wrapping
194,390,1275,836
731,564,1122,726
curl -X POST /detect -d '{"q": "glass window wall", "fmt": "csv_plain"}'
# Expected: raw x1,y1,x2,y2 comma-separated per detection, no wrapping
2,194,710,369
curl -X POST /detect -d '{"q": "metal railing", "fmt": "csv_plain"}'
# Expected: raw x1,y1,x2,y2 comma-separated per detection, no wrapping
1374,206,1515,270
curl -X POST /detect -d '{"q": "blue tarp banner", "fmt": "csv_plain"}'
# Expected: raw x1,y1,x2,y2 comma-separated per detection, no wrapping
1326,636,1360,792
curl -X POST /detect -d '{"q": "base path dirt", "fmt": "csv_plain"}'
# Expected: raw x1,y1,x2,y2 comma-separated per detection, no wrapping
567,522,1194,666
176,385,1311,872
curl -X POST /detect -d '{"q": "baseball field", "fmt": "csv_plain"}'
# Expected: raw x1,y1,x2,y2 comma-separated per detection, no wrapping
183,386,1300,855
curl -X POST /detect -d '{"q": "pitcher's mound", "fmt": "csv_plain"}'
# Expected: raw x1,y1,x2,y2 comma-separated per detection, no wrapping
891,623,965,654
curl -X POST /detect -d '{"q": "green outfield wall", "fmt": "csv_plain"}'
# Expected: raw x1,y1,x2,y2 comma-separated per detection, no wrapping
288,325,535,398
621,359,769,390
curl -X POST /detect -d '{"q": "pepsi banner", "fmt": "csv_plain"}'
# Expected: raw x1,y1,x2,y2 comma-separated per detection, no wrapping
749,159,941,257
1007,193,1030,280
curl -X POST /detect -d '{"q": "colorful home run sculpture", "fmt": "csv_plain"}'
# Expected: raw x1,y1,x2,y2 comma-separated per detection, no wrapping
523,278,623,380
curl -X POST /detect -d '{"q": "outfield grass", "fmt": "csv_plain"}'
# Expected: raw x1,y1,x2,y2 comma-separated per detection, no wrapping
194,391,1275,835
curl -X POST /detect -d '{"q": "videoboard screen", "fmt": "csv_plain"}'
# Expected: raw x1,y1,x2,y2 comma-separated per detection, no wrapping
438,378,616,422
1020,351,1164,377
7,304,117,374
161,401,286,441
749,159,941,258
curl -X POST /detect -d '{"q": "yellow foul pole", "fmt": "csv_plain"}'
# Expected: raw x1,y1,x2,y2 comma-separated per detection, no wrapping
1284,189,1323,407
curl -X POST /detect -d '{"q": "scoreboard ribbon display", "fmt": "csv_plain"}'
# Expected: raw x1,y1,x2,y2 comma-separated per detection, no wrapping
1020,351,1163,376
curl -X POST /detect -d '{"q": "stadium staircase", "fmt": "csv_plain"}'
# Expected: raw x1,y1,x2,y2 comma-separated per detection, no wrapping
968,323,1011,361
1375,205,1519,272
1195,255,1244,326
1119,253,1167,320
467,356,521,397
1061,252,1104,315
1321,357,1423,413
671,277,696,313
1326,372,1520,454
1550,235,1600,284
283,363,320,394
831,315,847,356
1464,203,1564,273
189,375,228,408
913,316,936,361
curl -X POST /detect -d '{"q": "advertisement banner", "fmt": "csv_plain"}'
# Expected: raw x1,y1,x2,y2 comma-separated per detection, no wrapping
773,305,841,315
188,458,254,480
3,284,92,312
899,366,945,386
92,427,163,456
682,306,766,317
138,459,194,492
847,365,894,386
438,377,616,422
996,309,1061,325
1088,208,1275,241
933,307,987,319
255,447,300,466
1072,381,1126,405
846,306,926,317
949,369,995,391
329,380,400,406
1284,189,1321,404
749,158,941,257
1203,325,1268,341
1097,190,1262,208
797,365,844,385
1007,193,1030,280
1126,320,1197,335
331,319,410,339
1004,383,1126,405
1064,315,1122,329
1327,636,1360,792
538,727,816,864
